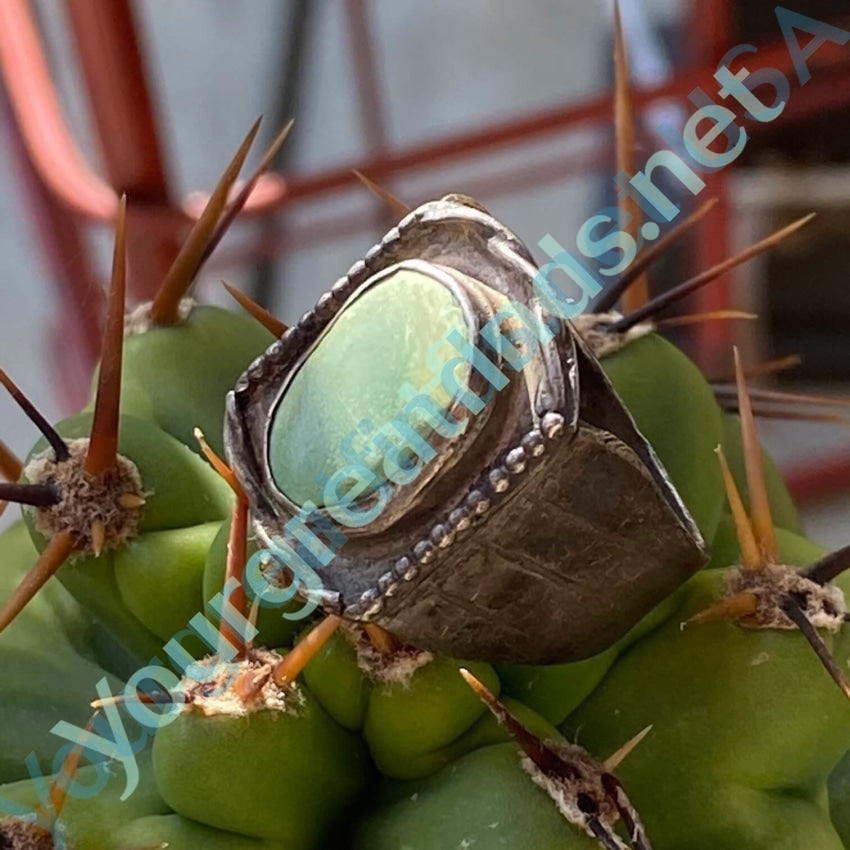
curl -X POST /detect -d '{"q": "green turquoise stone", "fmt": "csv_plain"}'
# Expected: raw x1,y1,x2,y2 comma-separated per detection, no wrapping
268,268,470,507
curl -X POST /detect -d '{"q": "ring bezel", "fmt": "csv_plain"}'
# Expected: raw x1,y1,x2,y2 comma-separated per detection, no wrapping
226,195,576,616
261,257,507,533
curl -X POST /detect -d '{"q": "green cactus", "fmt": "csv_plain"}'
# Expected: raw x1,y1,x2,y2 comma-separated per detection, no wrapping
565,548,850,849
151,666,372,845
114,305,274,458
0,521,120,782
22,412,232,659
0,92,846,850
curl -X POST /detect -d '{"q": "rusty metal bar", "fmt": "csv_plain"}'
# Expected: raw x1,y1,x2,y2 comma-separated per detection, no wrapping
0,0,118,219
0,2,847,230
343,0,396,231
63,0,177,297
787,454,850,507
344,0,389,154
686,0,733,373
0,0,285,228
64,0,170,200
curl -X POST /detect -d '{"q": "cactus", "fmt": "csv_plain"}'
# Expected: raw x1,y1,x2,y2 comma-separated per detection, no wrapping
2,20,850,850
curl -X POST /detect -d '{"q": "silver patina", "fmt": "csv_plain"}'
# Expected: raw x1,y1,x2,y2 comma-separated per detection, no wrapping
225,195,707,663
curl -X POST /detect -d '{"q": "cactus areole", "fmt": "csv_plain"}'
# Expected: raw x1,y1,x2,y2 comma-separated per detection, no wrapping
225,195,707,663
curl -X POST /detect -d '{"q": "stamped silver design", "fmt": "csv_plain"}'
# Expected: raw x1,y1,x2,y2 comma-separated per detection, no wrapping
225,194,707,663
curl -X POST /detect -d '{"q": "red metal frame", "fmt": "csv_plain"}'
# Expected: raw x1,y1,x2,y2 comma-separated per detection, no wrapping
688,0,735,377
0,0,287,228
787,455,850,506
1,0,850,504
63,0,178,293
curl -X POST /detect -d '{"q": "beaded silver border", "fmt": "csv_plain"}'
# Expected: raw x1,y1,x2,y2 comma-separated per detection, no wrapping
228,196,576,621
346,412,565,619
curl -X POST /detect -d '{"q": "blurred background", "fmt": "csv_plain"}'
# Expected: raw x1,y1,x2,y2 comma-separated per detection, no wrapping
1,0,849,543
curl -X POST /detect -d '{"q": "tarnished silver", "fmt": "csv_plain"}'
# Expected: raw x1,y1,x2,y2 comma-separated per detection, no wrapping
225,195,707,663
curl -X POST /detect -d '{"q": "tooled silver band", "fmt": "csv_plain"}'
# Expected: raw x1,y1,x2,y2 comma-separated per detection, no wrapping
225,195,707,664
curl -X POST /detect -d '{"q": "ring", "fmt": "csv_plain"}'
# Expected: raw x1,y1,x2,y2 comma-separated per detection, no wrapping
225,194,706,663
